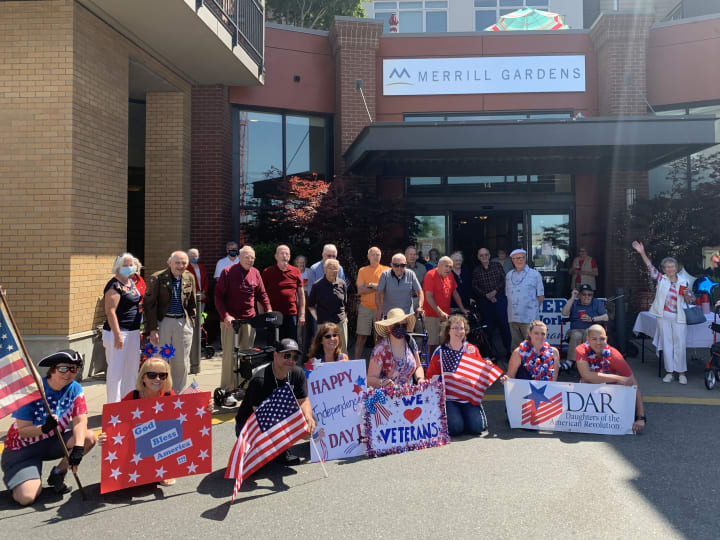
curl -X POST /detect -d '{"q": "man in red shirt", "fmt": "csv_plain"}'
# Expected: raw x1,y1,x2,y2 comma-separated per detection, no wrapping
423,256,468,351
575,325,646,434
262,245,305,342
214,245,272,406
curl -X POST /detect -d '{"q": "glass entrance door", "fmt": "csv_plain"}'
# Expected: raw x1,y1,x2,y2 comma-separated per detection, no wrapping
529,213,571,297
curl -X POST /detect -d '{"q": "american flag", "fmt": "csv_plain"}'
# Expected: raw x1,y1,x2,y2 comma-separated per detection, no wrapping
0,297,41,419
439,345,503,406
225,383,307,502
521,383,563,426
181,380,201,394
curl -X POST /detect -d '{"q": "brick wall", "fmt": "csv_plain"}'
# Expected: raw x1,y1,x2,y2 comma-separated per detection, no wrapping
191,86,233,265
145,92,192,273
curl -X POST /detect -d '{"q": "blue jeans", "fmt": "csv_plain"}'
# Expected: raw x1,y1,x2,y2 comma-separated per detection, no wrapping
279,314,297,342
446,400,487,436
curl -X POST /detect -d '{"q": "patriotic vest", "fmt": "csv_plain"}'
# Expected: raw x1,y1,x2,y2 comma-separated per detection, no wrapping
518,340,555,381
582,342,612,373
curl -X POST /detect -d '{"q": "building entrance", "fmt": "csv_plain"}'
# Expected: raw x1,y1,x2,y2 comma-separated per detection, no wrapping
452,211,524,262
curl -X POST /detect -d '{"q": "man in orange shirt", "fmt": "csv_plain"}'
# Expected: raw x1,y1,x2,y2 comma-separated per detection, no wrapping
354,246,389,359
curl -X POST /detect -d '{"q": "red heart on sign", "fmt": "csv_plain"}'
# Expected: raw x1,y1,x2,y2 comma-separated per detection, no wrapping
403,407,422,423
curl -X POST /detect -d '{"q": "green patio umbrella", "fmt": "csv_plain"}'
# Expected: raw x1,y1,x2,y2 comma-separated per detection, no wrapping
485,8,569,31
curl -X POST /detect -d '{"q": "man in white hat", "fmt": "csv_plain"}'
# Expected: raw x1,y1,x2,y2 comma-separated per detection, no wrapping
505,249,544,350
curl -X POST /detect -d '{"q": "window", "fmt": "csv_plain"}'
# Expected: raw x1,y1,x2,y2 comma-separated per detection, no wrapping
416,215,446,259
409,174,572,193
404,111,572,122
473,0,549,31
374,1,448,32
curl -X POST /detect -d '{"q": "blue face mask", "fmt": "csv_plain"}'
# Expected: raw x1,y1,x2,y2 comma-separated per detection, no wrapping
391,324,408,339
119,266,135,277
189,257,199,264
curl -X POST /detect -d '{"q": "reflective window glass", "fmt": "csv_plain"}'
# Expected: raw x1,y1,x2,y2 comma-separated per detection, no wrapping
475,9,498,29
417,216,446,258
426,10,447,32
375,12,394,32
285,115,327,178
243,111,282,184
398,11,423,32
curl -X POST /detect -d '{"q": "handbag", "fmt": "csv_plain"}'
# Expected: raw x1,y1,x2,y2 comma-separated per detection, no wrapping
683,305,706,325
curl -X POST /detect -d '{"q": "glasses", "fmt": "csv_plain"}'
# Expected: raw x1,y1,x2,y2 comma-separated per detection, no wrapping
450,326,465,332
282,352,301,361
323,333,338,339
56,366,79,374
392,263,406,268
580,293,593,297
146,371,169,380
393,324,407,330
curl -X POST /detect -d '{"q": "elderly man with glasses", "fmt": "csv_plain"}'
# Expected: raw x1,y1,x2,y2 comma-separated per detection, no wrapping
473,247,512,360
233,338,315,464
560,283,608,371
376,253,424,318
505,249,544,350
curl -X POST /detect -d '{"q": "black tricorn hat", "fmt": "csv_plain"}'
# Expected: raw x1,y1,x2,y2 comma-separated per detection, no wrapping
38,349,83,368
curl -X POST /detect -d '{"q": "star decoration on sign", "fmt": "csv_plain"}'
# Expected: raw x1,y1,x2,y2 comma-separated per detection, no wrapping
355,375,366,386
128,471,140,483
352,384,363,395
130,407,143,420
195,407,206,418
155,466,167,478
198,449,209,461
109,468,122,480
199,426,210,437
187,462,198,474
523,382,551,409
303,360,315,378
130,452,142,465
108,415,121,427
173,398,184,409
177,413,188,424
153,401,164,414
112,433,125,445
105,451,118,463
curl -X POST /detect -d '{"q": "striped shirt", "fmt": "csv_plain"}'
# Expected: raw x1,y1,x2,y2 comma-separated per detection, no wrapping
647,262,678,314
168,275,184,315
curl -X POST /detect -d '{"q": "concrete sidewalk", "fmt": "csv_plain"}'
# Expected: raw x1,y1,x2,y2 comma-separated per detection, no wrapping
3,337,719,440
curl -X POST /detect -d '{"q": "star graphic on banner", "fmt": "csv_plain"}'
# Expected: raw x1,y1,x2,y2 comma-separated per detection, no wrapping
523,382,552,409
105,451,118,463
199,426,210,437
130,407,143,420
352,384,363,395
130,452,142,465
195,407,206,418
112,433,125,445
355,375,366,386
187,462,198,474
303,360,315,378
153,401,164,414
177,413,188,424
128,471,140,483
173,398,184,409
109,467,122,480
155,466,167,478
108,415,121,427
198,449,209,461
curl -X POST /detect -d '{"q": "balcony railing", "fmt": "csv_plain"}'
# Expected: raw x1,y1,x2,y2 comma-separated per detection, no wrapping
197,0,264,73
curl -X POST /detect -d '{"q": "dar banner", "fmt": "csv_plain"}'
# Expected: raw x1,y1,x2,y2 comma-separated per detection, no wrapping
361,380,449,458
504,379,636,435
306,359,367,463
100,392,212,493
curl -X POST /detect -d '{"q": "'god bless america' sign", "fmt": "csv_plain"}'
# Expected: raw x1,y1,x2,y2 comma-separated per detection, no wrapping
383,56,586,96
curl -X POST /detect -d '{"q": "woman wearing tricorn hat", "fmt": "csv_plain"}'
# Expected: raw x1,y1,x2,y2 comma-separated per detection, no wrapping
1,350,97,506
367,308,426,388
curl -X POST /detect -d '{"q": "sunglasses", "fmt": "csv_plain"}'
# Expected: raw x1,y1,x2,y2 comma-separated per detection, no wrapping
392,263,407,268
323,333,338,339
145,371,169,380
393,324,407,330
282,352,301,361
56,365,79,374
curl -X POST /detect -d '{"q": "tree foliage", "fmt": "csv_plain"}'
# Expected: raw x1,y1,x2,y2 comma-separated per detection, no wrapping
266,0,366,30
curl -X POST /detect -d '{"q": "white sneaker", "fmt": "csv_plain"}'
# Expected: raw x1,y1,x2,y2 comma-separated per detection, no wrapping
223,395,238,407
662,373,674,383
678,374,688,385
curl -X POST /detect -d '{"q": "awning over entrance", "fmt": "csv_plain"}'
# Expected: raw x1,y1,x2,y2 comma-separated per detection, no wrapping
343,115,719,177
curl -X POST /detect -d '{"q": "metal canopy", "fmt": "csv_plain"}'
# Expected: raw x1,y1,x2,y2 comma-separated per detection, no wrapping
343,115,719,177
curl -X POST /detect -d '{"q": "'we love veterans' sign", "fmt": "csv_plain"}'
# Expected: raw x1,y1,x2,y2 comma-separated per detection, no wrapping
306,360,367,462
362,381,449,458
504,379,636,435
100,392,212,493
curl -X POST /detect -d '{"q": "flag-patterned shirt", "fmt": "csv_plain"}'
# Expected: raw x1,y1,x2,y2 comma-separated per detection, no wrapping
4,378,87,450
647,262,679,314
426,342,502,406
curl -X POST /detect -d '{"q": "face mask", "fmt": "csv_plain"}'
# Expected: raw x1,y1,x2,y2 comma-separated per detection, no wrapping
119,266,135,277
228,250,239,257
391,325,407,339
189,257,199,264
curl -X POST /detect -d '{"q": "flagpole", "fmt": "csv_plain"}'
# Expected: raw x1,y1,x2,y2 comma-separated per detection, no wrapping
0,286,86,500
285,382,328,479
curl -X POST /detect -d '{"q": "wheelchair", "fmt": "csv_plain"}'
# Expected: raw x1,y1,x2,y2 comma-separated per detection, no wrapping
212,311,284,408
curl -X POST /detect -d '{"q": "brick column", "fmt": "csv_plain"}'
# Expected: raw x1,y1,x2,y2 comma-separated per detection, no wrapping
191,86,232,265
590,12,655,294
145,92,192,272
329,17,382,193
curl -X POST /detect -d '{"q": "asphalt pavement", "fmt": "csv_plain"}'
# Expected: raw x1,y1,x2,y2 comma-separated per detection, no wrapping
1,340,719,539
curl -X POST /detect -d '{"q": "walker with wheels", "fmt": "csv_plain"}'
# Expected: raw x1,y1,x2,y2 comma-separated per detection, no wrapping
703,307,720,390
